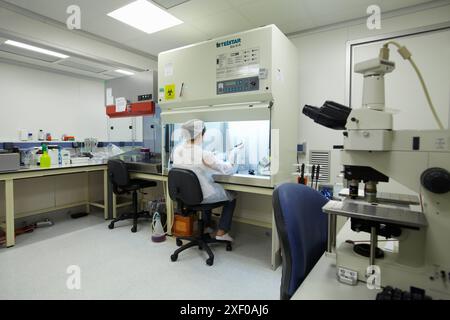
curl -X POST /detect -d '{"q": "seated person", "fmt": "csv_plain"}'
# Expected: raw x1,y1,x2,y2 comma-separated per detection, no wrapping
172,119,243,242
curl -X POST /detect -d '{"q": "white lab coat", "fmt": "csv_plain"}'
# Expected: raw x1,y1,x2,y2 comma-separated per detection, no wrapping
172,141,235,204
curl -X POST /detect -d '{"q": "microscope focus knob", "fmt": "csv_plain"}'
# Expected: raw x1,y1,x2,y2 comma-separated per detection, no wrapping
421,168,450,194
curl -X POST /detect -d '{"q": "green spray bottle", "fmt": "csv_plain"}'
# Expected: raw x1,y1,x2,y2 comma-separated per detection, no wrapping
40,144,51,168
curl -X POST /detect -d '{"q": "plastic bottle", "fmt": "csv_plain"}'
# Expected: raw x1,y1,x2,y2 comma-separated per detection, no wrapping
38,130,45,141
40,144,51,168
58,148,62,166
151,212,166,242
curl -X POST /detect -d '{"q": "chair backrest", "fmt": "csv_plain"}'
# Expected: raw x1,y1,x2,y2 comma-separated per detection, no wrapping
108,159,130,189
168,168,203,206
273,183,329,300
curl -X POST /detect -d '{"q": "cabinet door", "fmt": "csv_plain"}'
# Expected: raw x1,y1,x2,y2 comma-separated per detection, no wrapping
134,116,143,142
108,118,132,142
108,117,144,142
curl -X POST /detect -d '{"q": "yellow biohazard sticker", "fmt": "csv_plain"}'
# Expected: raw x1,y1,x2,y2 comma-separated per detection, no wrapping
165,84,176,100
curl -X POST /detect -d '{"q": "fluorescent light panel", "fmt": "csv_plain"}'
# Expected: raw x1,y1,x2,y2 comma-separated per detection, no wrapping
115,69,135,76
107,0,183,34
4,40,69,59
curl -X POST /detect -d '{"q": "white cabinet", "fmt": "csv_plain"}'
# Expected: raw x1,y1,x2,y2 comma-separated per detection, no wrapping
107,117,143,142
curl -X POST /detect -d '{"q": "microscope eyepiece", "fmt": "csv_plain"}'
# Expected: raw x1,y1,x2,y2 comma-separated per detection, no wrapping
302,101,352,130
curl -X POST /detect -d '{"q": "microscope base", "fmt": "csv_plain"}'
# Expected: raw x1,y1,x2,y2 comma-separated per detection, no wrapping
336,227,450,299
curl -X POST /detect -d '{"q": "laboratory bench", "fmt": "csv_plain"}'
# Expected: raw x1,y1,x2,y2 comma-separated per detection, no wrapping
291,190,426,300
213,173,272,188
1,162,281,270
0,162,109,248
291,253,379,300
291,219,381,300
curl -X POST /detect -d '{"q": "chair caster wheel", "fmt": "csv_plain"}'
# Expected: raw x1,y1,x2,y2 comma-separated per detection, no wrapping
131,226,137,233
176,239,183,247
206,258,214,266
171,254,178,262
226,244,232,251
108,223,114,230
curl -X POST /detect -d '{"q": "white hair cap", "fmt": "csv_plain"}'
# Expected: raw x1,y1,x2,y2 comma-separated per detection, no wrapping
181,119,205,140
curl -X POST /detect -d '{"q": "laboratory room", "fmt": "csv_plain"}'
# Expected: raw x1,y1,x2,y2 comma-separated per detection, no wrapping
0,0,449,307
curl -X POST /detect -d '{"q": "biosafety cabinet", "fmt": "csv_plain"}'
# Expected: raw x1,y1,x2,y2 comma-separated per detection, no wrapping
158,25,299,187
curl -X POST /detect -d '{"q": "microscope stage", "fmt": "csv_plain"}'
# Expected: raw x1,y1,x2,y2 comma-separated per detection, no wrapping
323,200,427,229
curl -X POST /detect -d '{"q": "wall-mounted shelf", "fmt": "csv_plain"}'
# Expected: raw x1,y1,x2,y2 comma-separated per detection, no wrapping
106,101,155,118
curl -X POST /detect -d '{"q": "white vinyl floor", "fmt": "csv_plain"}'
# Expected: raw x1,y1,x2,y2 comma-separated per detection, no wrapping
0,211,281,300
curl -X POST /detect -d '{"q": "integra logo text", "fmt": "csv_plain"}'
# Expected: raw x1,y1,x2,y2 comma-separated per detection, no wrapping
216,38,241,48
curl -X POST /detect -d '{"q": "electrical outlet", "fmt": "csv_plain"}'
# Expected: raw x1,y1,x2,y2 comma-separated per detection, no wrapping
297,142,307,154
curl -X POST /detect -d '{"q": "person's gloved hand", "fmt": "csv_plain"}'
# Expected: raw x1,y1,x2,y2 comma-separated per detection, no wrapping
234,142,244,151
228,143,244,165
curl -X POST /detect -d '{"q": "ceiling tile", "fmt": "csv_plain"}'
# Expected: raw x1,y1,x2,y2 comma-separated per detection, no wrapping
3,0,438,55
168,0,232,23
238,0,312,28
123,23,208,54
301,0,437,28
278,18,316,35
152,0,191,9
4,0,144,42
188,8,253,39
226,0,260,7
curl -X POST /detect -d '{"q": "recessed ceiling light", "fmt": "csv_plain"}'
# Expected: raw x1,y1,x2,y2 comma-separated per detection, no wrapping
107,0,183,34
4,40,69,59
115,69,135,76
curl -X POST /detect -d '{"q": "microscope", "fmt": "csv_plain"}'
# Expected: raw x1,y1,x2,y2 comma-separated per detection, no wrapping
303,44,450,298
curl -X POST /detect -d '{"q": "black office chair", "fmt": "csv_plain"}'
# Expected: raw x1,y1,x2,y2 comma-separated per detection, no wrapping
273,183,329,300
107,159,157,233
168,168,232,266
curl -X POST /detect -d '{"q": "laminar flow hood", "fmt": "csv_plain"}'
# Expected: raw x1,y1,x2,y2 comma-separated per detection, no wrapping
158,25,300,186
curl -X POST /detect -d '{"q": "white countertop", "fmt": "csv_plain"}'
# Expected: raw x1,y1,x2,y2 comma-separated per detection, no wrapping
0,161,106,175
291,253,379,300
291,220,381,300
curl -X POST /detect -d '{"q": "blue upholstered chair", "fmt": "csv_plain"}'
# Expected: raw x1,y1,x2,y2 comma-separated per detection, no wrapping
273,183,329,300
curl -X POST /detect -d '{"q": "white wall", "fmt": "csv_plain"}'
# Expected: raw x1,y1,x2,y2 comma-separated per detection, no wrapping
351,30,450,131
0,62,107,141
291,3,450,194
0,4,158,143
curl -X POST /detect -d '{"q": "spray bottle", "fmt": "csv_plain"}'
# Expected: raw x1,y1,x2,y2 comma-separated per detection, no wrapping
40,144,51,168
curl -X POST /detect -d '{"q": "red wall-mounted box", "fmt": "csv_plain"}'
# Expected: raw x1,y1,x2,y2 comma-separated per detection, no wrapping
106,101,155,118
